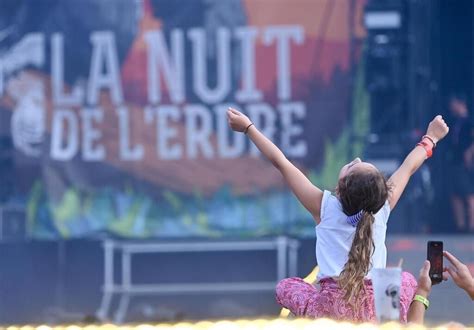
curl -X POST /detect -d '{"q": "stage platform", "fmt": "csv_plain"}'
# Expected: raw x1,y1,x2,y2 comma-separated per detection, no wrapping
0,235,472,325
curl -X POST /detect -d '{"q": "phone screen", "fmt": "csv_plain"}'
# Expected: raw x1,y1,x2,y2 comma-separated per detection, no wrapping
427,241,443,284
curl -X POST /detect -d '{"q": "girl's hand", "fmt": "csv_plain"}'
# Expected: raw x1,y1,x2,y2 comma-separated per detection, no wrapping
227,108,252,132
426,115,449,144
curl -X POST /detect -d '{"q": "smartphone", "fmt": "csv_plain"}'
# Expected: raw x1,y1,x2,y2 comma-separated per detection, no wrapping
427,241,443,284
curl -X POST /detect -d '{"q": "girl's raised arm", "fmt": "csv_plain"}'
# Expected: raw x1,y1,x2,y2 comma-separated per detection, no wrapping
228,108,323,223
388,115,449,210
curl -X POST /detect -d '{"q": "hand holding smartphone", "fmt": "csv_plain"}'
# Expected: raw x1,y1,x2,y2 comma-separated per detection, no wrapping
427,241,443,284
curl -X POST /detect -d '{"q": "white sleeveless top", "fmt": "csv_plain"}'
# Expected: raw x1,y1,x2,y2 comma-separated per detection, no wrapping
315,190,391,280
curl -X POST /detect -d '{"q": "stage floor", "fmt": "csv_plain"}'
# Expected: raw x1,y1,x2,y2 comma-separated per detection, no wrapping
0,235,472,325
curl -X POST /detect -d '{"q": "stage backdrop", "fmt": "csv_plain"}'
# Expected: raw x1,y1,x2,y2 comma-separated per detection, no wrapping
0,0,368,239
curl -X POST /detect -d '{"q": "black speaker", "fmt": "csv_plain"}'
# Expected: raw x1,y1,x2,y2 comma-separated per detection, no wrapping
365,36,404,92
364,0,408,93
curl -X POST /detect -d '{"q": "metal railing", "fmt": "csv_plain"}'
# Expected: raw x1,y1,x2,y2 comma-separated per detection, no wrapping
96,236,300,323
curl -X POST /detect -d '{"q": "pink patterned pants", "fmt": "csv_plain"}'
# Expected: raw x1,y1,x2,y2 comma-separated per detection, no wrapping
276,272,417,323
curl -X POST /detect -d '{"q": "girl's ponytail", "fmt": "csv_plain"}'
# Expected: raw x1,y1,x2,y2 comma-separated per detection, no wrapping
336,169,390,307
338,212,375,305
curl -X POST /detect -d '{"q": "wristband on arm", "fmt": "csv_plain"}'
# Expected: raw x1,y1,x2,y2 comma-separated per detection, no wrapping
244,123,254,134
412,294,430,310
417,140,433,158
422,135,437,147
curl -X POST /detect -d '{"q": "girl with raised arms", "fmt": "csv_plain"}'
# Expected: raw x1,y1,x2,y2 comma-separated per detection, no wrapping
227,108,449,322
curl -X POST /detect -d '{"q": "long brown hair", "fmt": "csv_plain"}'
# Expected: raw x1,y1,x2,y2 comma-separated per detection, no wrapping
336,169,389,305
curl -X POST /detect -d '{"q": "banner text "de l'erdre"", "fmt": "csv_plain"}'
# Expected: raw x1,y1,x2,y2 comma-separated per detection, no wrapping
50,25,307,161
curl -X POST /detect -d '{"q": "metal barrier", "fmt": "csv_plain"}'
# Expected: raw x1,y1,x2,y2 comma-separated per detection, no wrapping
96,237,300,323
